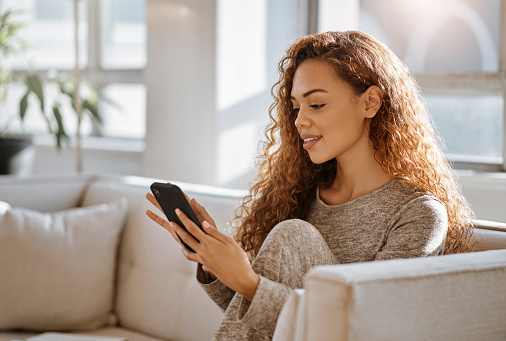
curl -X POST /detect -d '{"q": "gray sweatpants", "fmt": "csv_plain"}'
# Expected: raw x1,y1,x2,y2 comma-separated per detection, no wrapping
212,219,337,340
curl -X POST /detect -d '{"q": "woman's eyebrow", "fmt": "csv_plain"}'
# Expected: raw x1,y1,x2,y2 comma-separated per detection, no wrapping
290,89,328,99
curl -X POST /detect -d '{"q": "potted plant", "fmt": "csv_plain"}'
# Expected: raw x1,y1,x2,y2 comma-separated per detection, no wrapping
0,8,32,174
0,6,110,174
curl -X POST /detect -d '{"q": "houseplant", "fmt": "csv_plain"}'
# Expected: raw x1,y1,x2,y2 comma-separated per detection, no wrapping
0,6,108,174
0,8,31,174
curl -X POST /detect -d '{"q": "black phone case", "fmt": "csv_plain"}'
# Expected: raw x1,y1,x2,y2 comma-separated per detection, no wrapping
150,182,202,252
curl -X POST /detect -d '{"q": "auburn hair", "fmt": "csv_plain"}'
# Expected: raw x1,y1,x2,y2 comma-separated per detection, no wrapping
233,31,474,258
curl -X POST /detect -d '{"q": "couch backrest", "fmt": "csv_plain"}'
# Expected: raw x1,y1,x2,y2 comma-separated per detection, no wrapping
457,172,506,252
458,172,506,223
470,220,506,251
80,175,245,341
0,174,90,211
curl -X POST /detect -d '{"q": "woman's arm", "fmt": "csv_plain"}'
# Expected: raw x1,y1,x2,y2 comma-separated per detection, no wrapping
376,195,448,260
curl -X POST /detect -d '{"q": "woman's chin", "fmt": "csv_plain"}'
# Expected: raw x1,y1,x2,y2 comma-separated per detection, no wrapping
308,154,333,165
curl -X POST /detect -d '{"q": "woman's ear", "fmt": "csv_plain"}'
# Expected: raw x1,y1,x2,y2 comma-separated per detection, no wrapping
363,85,383,118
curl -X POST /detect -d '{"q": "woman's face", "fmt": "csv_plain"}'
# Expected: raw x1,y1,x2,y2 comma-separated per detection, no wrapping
291,59,373,164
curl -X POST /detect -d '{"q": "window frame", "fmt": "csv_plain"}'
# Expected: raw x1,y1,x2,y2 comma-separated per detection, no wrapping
309,0,506,172
11,0,145,146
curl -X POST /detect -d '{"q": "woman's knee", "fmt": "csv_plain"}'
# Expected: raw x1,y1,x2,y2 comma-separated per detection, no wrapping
253,219,335,286
258,219,328,258
266,219,323,245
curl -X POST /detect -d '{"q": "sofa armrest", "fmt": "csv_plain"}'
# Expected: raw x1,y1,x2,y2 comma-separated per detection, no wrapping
274,250,506,341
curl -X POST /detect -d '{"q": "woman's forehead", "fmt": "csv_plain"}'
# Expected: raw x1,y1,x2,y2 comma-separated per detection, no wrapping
291,60,349,98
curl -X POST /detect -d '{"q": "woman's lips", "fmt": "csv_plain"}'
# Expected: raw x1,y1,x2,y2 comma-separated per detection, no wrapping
301,135,322,150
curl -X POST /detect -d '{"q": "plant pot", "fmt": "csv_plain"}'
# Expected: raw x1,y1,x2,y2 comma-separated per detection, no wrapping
0,134,34,175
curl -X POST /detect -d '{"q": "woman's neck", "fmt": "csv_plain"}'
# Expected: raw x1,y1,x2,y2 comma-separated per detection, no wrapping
319,148,392,206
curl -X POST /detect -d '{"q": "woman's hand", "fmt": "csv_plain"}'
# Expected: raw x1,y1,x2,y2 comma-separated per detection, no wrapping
146,186,217,233
146,190,218,280
145,192,259,301
174,206,260,301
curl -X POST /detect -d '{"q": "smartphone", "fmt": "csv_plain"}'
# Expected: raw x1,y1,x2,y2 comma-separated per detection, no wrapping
150,182,202,252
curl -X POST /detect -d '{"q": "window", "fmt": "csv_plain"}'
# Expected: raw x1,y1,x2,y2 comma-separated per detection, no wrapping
315,0,506,171
0,0,146,144
100,0,146,69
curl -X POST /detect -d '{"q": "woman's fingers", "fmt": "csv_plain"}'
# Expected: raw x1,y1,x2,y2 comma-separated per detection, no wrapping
153,185,216,228
145,208,202,260
202,220,228,242
189,199,206,222
145,209,181,246
201,265,217,280
172,217,201,252
145,208,169,229
190,199,217,226
146,192,163,213
180,243,203,263
175,189,214,226
176,208,208,242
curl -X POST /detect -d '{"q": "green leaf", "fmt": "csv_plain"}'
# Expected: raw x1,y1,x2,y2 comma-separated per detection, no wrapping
52,104,68,149
23,73,53,134
82,80,97,104
57,79,76,110
19,90,29,120
25,74,45,111
59,82,74,101
0,10,11,33
83,99,102,124
0,9,24,56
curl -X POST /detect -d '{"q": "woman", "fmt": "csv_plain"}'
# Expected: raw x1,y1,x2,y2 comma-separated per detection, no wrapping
146,31,474,340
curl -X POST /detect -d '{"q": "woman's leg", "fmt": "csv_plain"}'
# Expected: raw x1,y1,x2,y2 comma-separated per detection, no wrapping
213,219,337,341
252,219,337,287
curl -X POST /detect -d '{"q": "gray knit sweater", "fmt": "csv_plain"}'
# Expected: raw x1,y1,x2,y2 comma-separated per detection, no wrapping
197,180,448,340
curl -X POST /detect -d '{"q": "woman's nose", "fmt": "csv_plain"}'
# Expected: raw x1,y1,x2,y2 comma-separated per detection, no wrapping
294,107,310,129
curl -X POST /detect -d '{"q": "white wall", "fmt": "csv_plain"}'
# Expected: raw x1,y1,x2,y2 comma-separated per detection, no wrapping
143,0,218,185
143,0,302,188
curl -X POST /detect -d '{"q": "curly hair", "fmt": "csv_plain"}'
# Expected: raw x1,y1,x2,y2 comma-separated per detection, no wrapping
233,31,475,258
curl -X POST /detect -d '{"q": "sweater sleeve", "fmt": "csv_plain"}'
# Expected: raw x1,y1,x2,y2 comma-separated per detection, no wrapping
196,263,236,313
376,195,448,260
197,265,293,336
236,275,292,337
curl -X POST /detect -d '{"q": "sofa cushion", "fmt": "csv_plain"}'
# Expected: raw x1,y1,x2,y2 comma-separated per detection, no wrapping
0,199,128,331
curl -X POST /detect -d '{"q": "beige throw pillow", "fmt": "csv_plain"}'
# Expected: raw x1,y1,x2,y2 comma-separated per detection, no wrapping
0,199,128,331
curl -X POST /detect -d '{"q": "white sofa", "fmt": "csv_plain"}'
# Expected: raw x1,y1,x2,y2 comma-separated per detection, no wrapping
0,172,505,341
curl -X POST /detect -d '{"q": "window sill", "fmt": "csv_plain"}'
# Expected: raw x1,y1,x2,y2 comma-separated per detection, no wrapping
32,133,145,154
449,154,504,173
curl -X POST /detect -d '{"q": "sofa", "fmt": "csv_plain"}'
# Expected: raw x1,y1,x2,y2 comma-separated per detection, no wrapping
0,172,505,341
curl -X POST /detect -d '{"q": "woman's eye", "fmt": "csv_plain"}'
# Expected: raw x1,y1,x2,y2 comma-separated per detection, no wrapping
310,104,325,110
291,108,300,115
